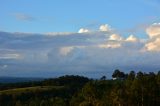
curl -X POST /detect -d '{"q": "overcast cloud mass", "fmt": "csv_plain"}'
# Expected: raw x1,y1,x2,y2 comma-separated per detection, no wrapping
0,23,160,78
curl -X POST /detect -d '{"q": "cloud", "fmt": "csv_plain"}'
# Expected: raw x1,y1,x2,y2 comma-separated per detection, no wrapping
1,23,160,77
146,23,160,38
0,53,22,59
0,49,22,60
145,23,160,51
45,32,74,36
59,45,86,56
99,24,111,32
13,13,35,21
98,42,121,49
0,65,8,69
126,35,138,42
78,24,112,33
2,65,8,68
78,28,90,33
60,46,74,56
145,37,160,51
109,34,123,41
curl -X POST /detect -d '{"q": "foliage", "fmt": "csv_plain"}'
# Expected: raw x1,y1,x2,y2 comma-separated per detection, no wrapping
0,72,160,106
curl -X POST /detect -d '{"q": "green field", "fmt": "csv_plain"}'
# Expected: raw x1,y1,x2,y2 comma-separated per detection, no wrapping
0,86,64,94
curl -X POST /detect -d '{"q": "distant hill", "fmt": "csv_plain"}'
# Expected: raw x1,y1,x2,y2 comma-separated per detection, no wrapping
0,77,44,83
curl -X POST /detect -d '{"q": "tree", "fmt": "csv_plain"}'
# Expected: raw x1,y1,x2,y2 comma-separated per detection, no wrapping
40,100,49,106
15,100,22,106
128,71,136,80
112,69,125,79
100,76,106,80
51,97,66,106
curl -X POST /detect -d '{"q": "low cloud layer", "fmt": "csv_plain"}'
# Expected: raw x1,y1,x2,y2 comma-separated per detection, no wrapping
0,23,160,77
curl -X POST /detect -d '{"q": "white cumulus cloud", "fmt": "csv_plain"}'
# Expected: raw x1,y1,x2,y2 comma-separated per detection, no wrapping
145,22,160,51
78,28,89,33
146,23,160,38
99,24,111,32
109,34,123,41
145,38,160,51
126,35,138,42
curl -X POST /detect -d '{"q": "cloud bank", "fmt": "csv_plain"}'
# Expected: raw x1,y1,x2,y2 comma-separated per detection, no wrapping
0,23,160,77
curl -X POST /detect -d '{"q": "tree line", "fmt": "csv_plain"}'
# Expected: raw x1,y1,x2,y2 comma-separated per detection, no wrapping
0,70,160,106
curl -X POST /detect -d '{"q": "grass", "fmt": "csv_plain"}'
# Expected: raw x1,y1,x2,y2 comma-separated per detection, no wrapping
0,86,64,95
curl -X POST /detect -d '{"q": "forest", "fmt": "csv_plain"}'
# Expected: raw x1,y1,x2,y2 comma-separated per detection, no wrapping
0,70,160,106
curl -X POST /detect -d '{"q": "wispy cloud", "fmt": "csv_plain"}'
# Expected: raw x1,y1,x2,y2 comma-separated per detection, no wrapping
13,13,35,21
0,53,21,59
0,49,22,59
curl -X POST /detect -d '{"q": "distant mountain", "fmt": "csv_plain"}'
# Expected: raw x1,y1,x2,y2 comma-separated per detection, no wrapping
0,77,44,83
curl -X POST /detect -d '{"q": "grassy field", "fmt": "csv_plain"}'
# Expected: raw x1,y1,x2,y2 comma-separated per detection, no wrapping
0,86,64,94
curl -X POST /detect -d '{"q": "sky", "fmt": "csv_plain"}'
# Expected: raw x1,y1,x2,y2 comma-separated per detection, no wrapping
0,0,160,78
